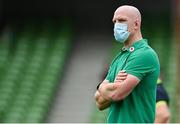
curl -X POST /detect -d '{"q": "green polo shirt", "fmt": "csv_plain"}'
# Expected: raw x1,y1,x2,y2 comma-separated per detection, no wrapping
106,39,160,123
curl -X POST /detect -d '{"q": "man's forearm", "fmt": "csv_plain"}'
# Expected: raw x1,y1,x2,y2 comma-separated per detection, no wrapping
155,102,170,123
98,74,139,101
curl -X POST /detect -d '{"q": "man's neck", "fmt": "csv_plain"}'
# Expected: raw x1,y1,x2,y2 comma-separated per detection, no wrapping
124,32,142,48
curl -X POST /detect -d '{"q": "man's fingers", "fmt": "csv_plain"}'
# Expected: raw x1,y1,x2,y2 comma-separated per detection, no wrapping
114,70,127,83
117,73,127,77
116,73,127,80
116,77,127,80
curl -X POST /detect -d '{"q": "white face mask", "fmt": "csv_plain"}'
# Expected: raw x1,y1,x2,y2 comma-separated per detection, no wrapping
114,23,130,43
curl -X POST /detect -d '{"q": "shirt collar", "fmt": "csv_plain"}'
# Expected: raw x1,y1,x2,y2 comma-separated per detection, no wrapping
121,39,148,53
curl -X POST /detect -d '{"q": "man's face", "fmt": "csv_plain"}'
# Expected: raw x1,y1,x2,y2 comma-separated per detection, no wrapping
112,9,135,34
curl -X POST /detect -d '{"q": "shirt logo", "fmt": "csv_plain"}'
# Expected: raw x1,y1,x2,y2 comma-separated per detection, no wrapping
130,47,135,52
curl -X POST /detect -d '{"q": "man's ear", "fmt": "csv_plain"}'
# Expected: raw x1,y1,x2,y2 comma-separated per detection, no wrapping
134,19,139,30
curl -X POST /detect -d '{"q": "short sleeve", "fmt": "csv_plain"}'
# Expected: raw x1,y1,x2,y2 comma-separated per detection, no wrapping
123,49,158,81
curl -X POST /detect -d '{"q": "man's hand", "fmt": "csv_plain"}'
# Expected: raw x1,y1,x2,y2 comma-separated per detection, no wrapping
95,70,129,110
98,71,140,102
95,90,111,110
114,70,128,83
98,80,115,101
98,71,128,101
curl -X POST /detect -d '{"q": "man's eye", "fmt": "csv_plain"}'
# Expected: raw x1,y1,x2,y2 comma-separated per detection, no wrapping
118,19,126,23
118,19,121,22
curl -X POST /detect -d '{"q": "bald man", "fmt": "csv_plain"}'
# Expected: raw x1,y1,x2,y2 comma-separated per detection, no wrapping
94,5,160,123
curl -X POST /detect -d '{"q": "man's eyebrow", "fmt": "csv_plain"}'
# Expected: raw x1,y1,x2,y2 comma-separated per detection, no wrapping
112,17,127,23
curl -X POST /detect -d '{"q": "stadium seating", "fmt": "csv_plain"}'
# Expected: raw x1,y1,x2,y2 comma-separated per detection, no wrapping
0,21,72,122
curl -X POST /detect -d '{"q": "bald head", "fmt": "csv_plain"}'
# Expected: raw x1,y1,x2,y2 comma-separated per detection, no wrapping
114,5,141,23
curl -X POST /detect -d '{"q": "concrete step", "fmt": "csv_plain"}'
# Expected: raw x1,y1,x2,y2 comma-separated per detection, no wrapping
47,32,112,123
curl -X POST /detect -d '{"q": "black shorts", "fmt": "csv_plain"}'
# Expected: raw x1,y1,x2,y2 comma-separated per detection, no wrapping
156,83,169,105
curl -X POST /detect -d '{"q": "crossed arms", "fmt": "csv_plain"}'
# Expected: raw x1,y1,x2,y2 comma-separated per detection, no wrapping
95,71,140,110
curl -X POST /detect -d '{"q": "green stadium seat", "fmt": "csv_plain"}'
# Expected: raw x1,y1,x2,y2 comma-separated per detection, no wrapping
0,21,72,123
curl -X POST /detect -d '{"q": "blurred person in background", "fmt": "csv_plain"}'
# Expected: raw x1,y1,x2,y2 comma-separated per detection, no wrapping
155,71,170,123
94,5,160,123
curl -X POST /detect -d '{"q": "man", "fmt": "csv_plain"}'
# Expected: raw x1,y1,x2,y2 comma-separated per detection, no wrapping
94,5,160,123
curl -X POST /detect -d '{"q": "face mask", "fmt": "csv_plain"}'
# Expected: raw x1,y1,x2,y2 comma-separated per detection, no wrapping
114,23,130,43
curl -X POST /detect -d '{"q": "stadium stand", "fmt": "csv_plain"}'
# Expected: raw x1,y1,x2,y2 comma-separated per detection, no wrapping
0,21,72,122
